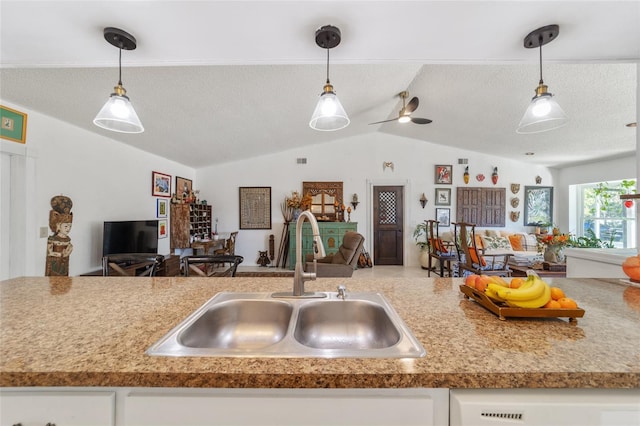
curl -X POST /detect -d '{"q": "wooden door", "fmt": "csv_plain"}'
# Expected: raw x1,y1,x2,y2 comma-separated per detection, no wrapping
373,186,404,265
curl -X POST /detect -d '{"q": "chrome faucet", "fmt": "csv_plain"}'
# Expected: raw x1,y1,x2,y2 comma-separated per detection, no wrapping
273,210,327,298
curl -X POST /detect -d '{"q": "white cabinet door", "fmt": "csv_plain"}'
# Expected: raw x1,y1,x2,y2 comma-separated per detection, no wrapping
124,388,449,426
0,390,115,426
450,388,640,426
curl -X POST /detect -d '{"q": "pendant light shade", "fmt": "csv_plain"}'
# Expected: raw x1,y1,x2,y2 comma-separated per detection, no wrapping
516,25,568,134
94,27,144,134
309,25,349,131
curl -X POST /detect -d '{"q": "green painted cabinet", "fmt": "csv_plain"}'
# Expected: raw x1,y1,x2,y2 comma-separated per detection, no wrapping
288,222,358,269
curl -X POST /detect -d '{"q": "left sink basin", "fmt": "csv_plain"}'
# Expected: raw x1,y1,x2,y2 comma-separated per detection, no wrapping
178,299,293,350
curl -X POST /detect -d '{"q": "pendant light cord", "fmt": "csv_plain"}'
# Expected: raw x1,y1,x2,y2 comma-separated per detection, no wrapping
118,45,123,86
325,48,330,84
538,36,544,85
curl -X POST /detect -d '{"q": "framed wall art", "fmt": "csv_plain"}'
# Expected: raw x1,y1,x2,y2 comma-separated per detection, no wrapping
158,220,168,239
435,165,452,184
436,208,451,227
156,198,168,218
524,186,553,226
239,186,272,229
176,176,193,200
152,171,171,197
435,188,451,206
0,105,27,144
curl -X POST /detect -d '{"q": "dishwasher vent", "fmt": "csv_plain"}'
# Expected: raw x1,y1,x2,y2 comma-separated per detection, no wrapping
480,411,524,421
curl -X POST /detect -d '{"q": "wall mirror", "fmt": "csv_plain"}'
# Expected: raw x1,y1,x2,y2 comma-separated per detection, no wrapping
302,181,343,221
523,186,553,226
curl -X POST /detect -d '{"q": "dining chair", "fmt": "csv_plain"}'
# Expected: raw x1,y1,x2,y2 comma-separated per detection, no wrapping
181,255,244,277
102,253,164,277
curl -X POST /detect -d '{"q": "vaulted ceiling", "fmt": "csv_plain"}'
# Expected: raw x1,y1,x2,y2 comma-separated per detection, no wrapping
1,1,638,168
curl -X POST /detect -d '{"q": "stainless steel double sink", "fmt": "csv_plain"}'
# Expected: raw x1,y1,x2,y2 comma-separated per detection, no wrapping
146,291,426,358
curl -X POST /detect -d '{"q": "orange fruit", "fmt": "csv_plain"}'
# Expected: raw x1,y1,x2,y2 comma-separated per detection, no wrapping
550,287,565,301
558,297,578,309
475,275,491,292
465,274,479,289
509,277,525,289
543,299,562,309
622,256,640,281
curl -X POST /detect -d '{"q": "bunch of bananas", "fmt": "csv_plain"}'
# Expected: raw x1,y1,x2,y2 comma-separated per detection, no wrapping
484,275,551,309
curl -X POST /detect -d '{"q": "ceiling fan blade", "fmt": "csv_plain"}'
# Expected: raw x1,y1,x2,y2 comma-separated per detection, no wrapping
411,117,432,124
368,118,399,125
405,97,419,113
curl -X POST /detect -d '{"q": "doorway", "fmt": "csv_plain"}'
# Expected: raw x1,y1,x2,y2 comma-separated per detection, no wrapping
372,185,404,265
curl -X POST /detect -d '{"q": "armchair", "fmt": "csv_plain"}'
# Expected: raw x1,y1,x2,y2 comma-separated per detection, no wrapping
304,231,364,277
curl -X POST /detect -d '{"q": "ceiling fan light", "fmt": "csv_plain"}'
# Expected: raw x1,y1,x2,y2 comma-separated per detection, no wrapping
517,92,568,134
94,91,144,134
398,115,411,124
309,90,350,131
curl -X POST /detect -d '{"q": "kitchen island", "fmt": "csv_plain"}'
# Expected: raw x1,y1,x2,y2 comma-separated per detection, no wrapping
3,276,640,425
1,275,639,389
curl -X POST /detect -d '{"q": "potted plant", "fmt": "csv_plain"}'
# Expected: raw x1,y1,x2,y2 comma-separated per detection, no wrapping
413,222,430,269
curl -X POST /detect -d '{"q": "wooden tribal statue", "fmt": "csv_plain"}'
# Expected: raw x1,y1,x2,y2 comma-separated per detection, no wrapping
45,195,74,276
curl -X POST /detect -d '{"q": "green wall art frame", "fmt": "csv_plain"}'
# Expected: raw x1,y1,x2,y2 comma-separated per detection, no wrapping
0,105,28,144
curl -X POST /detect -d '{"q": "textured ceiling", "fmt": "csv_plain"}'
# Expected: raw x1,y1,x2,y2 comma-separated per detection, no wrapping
1,1,638,169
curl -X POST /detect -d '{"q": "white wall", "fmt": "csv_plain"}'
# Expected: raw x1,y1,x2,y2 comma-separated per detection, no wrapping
1,102,194,277
197,132,551,267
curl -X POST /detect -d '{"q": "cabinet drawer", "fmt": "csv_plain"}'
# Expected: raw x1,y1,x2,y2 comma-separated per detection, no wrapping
1,390,115,426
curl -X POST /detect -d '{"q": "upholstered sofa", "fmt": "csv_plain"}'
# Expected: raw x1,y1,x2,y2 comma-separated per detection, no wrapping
441,229,543,266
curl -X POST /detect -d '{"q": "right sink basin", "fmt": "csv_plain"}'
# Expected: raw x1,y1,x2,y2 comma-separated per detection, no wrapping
294,299,401,350
147,291,425,358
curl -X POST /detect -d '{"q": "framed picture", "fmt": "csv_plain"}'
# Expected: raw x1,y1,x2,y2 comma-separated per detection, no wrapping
0,105,27,144
156,198,168,218
176,176,193,200
152,171,171,197
436,208,451,227
435,188,451,206
158,220,168,239
239,186,272,229
435,165,452,184
524,186,553,226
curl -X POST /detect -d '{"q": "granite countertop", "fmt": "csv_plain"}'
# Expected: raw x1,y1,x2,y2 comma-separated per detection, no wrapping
1,276,639,389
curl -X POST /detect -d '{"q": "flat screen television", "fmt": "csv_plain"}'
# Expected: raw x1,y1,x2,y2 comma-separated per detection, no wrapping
102,220,159,257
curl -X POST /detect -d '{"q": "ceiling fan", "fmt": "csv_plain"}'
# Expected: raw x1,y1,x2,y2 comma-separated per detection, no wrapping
369,91,432,125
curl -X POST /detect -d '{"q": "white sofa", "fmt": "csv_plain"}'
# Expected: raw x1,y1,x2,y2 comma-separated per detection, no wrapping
441,229,543,266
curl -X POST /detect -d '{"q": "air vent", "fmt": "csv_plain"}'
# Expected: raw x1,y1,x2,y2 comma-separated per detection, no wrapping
458,158,468,164
296,158,307,164
480,411,524,421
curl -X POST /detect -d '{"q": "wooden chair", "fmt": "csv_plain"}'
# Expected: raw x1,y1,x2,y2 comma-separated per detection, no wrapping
181,255,244,277
425,220,457,277
453,222,512,277
214,231,238,256
102,253,164,277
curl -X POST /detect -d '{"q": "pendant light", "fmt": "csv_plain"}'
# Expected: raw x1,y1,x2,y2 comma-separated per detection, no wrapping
516,24,568,134
94,27,144,134
309,25,350,131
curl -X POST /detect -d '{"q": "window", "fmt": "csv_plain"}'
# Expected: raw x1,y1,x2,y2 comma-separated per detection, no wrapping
575,179,636,248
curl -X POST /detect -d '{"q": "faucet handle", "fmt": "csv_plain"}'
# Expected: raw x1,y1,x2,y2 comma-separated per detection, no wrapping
337,284,347,299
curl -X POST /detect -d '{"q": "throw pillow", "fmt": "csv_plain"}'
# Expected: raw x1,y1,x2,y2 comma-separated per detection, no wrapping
508,234,524,251
522,234,539,251
481,235,512,251
485,230,500,238
468,249,487,267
